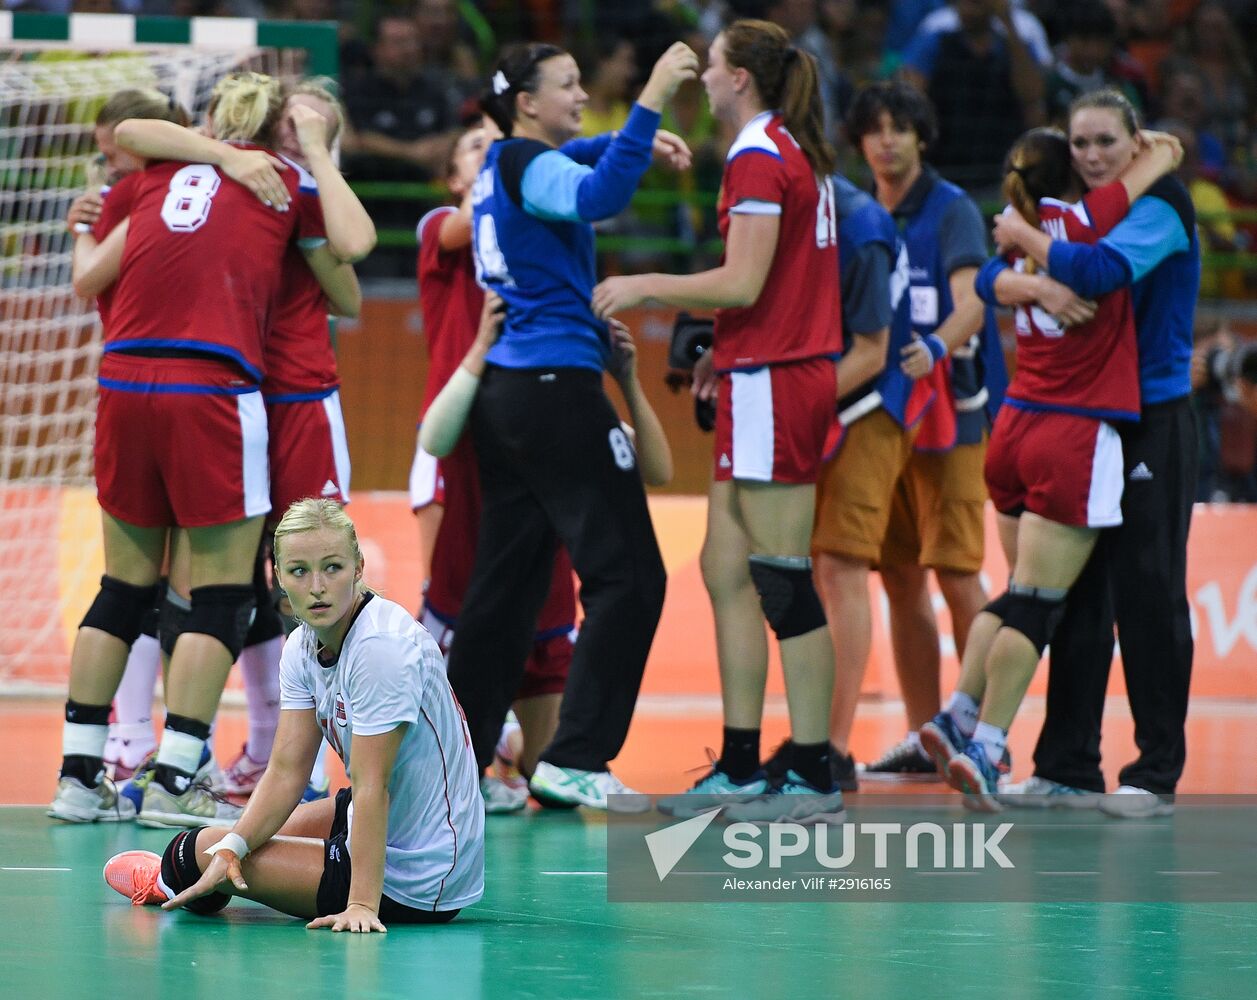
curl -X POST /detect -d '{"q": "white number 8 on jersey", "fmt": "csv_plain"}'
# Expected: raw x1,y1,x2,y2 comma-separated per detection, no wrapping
161,164,221,233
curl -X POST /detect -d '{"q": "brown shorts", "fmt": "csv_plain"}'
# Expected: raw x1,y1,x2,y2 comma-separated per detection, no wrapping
879,435,989,573
812,409,918,563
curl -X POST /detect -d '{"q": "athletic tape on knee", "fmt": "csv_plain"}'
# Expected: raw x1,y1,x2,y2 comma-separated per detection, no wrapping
158,586,191,658
747,554,827,640
187,584,256,660
1001,584,1068,656
79,576,161,647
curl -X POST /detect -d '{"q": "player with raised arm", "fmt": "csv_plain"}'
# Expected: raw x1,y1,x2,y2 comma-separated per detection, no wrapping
49,72,328,828
919,125,1180,810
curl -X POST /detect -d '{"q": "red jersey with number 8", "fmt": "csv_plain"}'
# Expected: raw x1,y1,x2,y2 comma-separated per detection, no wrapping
105,144,326,384
712,111,842,371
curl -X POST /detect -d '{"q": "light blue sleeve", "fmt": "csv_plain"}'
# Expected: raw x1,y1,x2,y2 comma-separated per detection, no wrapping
520,150,594,222
1099,196,1190,283
1047,196,1190,295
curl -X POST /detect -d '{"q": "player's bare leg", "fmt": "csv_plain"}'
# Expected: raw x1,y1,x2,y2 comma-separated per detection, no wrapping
815,551,873,754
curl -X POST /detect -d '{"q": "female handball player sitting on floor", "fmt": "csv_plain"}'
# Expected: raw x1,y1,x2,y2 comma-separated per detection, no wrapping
104,499,484,930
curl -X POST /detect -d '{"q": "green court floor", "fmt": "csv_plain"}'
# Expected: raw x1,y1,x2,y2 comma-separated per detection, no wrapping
3,806,1253,999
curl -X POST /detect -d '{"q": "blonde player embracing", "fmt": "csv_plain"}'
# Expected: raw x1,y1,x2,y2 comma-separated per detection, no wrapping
104,499,484,929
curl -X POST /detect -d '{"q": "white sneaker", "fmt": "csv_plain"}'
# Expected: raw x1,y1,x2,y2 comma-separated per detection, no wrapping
481,775,528,814
1099,784,1174,819
997,775,1102,809
47,775,137,823
529,761,650,813
137,777,244,828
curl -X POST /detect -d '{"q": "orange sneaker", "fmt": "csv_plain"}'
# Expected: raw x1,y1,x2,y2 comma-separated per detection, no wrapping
103,850,168,906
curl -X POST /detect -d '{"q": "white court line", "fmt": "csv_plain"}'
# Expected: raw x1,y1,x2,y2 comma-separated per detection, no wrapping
541,871,607,876
2,866,72,871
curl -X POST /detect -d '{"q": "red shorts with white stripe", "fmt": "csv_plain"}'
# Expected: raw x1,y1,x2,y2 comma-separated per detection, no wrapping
408,437,444,510
984,406,1124,528
713,356,837,484
266,390,351,517
95,353,269,528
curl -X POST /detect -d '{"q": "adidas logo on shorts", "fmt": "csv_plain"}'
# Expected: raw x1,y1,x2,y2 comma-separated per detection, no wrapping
1129,462,1154,482
718,453,732,470
321,479,340,497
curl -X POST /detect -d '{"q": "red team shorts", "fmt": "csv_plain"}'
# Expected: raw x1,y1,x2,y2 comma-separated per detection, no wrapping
267,390,351,516
95,353,269,527
713,357,838,484
985,406,1124,528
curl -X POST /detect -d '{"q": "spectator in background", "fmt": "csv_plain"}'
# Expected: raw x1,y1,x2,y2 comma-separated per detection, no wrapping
1046,0,1148,127
1161,2,1255,169
578,37,638,138
342,15,461,182
1160,119,1246,299
1158,67,1229,180
900,0,1046,193
1191,318,1257,501
415,0,482,109
276,0,371,84
763,0,849,136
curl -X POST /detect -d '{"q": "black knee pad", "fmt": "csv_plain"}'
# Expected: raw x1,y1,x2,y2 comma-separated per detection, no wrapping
186,584,256,661
982,590,1016,623
243,545,284,647
79,576,161,647
1001,584,1068,656
748,555,827,640
158,586,191,658
161,829,230,915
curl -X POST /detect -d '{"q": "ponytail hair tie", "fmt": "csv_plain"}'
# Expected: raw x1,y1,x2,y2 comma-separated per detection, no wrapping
785,46,800,64
492,70,511,95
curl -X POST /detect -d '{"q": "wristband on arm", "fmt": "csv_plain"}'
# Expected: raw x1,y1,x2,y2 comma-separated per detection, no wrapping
204,831,250,862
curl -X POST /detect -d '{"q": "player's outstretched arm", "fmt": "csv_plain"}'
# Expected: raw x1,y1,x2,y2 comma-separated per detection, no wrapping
72,220,128,298
290,104,377,264
592,211,779,316
163,709,322,911
607,320,673,486
307,725,405,933
113,118,290,209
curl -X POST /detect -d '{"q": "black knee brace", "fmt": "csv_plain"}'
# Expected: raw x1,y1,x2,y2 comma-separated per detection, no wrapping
158,586,191,658
243,543,284,648
80,576,161,647
187,584,256,661
748,555,827,640
1001,583,1068,656
161,829,230,915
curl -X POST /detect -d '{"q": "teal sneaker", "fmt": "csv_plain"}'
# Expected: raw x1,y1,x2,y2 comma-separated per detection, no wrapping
998,775,1101,809
302,774,331,802
722,770,845,824
529,761,650,813
656,767,769,818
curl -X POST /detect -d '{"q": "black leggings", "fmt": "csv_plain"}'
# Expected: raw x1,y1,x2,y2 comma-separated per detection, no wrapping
446,365,667,772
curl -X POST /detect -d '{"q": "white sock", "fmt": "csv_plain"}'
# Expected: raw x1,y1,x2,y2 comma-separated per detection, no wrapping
111,634,160,727
239,636,282,762
156,728,205,776
309,741,328,788
906,730,922,753
945,692,980,738
973,721,1008,766
63,721,108,759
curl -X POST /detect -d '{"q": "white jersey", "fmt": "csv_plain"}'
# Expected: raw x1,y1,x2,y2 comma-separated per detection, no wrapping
279,593,484,910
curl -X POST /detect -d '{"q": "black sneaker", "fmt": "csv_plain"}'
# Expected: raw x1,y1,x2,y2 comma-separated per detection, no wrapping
859,738,943,782
763,740,858,793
